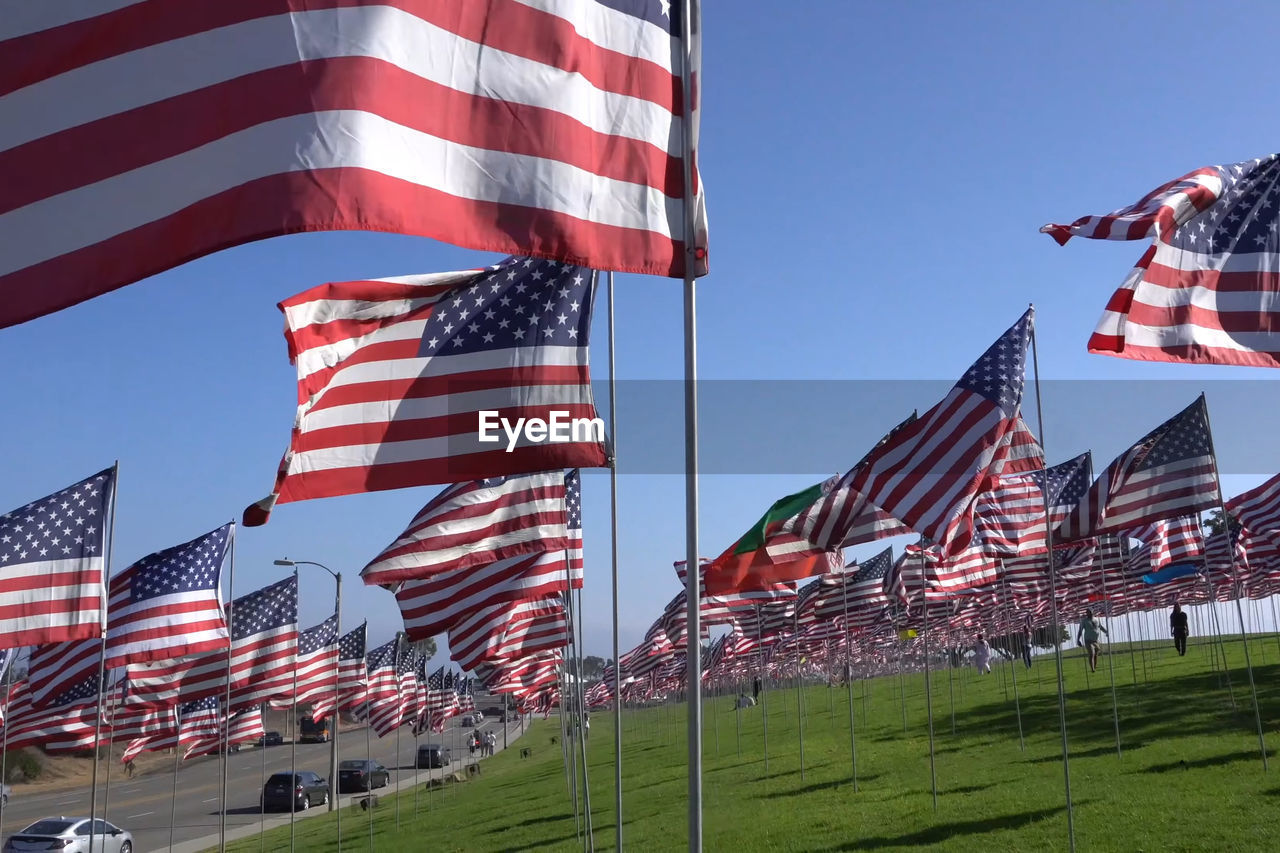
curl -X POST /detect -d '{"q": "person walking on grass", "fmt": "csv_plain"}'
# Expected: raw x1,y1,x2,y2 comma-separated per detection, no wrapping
973,634,992,675
1076,608,1108,673
1170,603,1190,656
1021,620,1034,670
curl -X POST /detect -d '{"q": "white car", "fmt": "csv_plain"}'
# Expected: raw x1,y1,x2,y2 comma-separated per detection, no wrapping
3,817,133,853
461,712,485,726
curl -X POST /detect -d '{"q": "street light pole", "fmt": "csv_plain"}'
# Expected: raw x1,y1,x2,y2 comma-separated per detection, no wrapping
275,559,342,815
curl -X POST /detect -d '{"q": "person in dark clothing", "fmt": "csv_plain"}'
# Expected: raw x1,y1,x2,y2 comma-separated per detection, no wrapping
752,675,762,700
1170,603,1190,656
1021,622,1034,670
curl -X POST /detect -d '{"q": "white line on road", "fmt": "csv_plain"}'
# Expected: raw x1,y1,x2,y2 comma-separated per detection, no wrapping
202,797,218,802
127,811,154,818
56,798,78,805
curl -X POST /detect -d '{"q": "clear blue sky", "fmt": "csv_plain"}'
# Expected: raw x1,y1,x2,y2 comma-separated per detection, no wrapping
3,2,1278,662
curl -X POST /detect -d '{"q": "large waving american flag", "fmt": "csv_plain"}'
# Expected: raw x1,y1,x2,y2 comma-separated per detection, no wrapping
0,1,706,329
1044,153,1280,367
273,614,338,720
844,309,1035,556
395,470,584,639
244,258,606,524
334,623,369,712
104,524,232,669
3,678,100,752
0,468,114,648
1227,472,1280,538
1057,396,1219,542
363,471,569,585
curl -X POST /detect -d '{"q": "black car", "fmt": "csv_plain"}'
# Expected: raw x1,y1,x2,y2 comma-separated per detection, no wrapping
256,731,284,747
261,771,330,812
416,744,451,769
337,759,390,792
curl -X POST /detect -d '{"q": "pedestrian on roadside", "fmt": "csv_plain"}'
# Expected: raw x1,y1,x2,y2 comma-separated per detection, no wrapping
1170,603,1190,656
752,675,762,700
486,731,496,756
1022,620,1034,670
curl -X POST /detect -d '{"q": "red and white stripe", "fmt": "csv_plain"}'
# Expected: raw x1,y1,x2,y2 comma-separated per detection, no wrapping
1228,472,1280,538
3,681,99,751
0,0,707,328
448,596,570,672
363,472,568,585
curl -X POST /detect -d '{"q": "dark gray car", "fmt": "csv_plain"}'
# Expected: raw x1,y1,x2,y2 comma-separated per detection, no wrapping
416,744,452,769
337,759,390,792
261,771,330,812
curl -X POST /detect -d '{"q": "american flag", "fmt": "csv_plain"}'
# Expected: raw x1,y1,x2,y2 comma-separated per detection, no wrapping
394,470,584,640
479,651,561,699
125,575,298,709
1057,397,1219,542
335,623,369,712
1044,153,1280,367
185,707,265,760
0,468,114,647
283,614,339,720
1124,516,1204,572
457,677,475,713
362,471,569,585
1227,472,1280,538
25,637,101,709
3,678,100,752
179,697,222,743
243,259,607,525
114,702,179,764
225,576,300,712
364,639,405,737
844,310,1034,556
104,523,232,669
838,548,898,627
448,595,570,672
0,1,706,329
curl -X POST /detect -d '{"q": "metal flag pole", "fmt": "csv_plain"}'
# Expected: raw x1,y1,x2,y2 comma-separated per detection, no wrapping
288,568,301,852
1030,315,1076,852
169,722,181,853
219,522,237,853
793,608,805,781
756,605,768,772
1096,543,1123,758
1201,395,1268,770
919,551,937,813
88,461,119,853
840,572,859,790
571,582,596,850
365,699,373,852
997,570,1024,751
394,635,404,831
331,576,342,844
101,684,121,824
0,654,13,830
605,267,625,853
676,1,704,848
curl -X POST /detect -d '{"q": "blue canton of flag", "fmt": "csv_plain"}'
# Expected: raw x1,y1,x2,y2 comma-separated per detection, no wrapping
231,576,297,641
339,624,366,661
855,548,893,583
953,312,1030,418
566,470,582,533
418,258,594,358
128,525,228,603
0,468,114,647
299,615,338,655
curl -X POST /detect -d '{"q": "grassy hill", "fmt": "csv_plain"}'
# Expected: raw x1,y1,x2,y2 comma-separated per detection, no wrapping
222,632,1280,851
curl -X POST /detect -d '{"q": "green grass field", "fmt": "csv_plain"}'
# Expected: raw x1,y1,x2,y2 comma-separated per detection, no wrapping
218,632,1280,852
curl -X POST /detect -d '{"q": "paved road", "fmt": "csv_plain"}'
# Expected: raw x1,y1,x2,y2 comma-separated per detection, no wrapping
0,711,526,852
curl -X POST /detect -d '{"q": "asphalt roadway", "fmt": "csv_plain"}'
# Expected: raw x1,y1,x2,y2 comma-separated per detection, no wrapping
0,710,527,852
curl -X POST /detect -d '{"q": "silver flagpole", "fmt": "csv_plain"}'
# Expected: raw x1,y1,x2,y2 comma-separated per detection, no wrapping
365,698,373,853
605,267,625,853
88,461,119,853
997,569,1024,751
571,582,596,851
332,574,342,848
0,654,13,830
394,635,404,831
1030,315,1075,852
756,605,768,772
1096,542,1123,757
169,722,181,853
101,685,120,824
289,567,301,853
840,572,858,790
919,551,937,813
219,522,237,853
1201,395,1268,770
676,1,704,849
793,608,804,781
260,701,268,853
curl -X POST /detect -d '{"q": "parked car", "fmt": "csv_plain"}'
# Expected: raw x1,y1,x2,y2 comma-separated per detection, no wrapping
416,744,452,769
256,731,284,747
261,771,330,812
337,759,390,792
3,817,133,853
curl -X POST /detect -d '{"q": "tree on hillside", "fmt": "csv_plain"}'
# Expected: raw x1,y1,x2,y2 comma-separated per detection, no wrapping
412,636,438,661
580,656,606,679
1202,509,1238,536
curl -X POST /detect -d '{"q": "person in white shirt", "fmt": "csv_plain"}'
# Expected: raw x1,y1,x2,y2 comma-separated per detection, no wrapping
974,634,992,675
